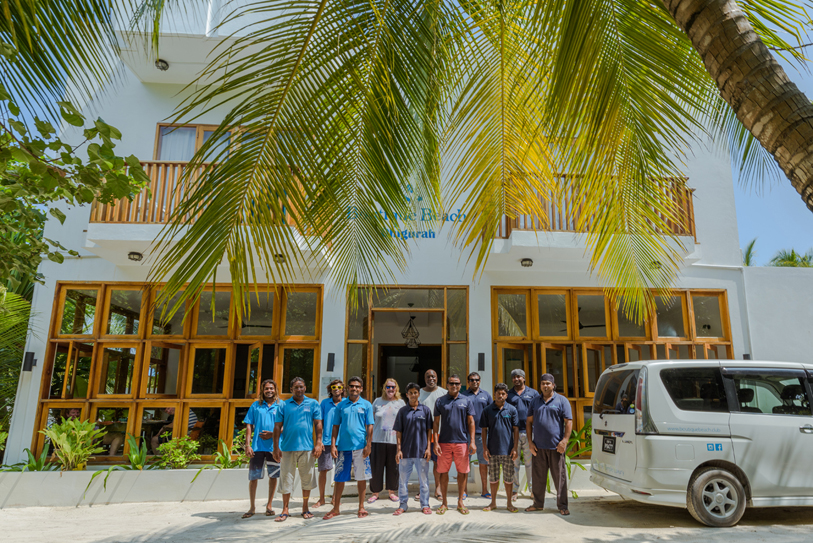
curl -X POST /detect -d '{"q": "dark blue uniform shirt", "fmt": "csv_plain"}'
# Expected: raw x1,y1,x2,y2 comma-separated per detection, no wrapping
393,403,433,458
461,388,492,435
434,394,475,444
507,386,539,433
479,402,519,456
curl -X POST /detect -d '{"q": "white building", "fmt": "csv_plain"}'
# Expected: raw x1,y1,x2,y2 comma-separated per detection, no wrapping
5,12,813,463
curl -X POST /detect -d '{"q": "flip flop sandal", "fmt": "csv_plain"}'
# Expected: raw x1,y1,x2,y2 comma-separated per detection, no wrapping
524,506,543,512
435,505,448,515
358,509,370,518
322,511,340,521
274,514,290,522
367,495,379,504
422,507,432,515
393,508,405,516
241,511,255,519
482,505,495,512
481,493,492,499
301,512,314,519
264,509,275,516
559,509,570,516
457,505,470,515
507,506,519,513
389,494,399,502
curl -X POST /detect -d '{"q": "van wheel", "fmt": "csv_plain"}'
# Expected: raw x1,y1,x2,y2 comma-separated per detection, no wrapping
687,467,746,527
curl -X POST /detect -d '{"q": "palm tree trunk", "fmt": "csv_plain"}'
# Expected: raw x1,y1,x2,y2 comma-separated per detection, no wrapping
662,0,813,211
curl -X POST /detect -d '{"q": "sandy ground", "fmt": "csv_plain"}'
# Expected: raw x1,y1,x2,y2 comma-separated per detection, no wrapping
2,489,813,543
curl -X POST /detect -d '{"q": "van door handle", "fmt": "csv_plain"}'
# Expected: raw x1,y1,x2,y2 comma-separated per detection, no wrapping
800,425,813,434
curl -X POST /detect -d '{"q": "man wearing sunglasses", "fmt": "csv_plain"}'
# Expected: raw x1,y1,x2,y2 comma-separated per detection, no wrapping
461,372,492,499
433,374,476,515
419,369,446,500
315,379,345,508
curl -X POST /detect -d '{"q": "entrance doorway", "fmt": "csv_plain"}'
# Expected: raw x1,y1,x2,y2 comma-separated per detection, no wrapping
378,344,442,395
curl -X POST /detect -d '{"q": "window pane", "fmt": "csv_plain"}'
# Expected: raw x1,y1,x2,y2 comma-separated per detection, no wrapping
593,369,638,415
50,343,93,399
140,407,176,455
584,347,604,393
202,130,231,159
48,344,71,399
544,347,566,396
98,346,137,395
43,407,84,455
538,294,567,337
732,373,811,415
693,295,724,338
627,344,653,362
655,296,685,337
660,367,729,412
187,407,221,455
371,288,443,308
448,343,467,382
158,126,196,161
107,290,143,335
232,405,251,443
447,289,467,341
197,291,231,336
191,348,227,394
347,290,369,340
95,407,130,456
152,290,186,336
146,345,182,395
284,291,318,336
706,345,729,359
497,294,527,337
282,348,315,393
60,289,98,334
233,344,261,399
670,344,692,360
615,298,646,338
241,292,274,335
346,343,368,390
502,347,524,384
575,295,607,337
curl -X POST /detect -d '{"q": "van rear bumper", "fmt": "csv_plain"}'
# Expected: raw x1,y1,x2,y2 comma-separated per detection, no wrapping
590,469,686,508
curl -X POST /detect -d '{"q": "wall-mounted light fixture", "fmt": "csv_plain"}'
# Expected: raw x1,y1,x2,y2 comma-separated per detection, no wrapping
22,352,36,372
327,353,335,372
520,258,533,268
478,353,485,371
155,59,170,71
273,254,286,264
128,252,143,262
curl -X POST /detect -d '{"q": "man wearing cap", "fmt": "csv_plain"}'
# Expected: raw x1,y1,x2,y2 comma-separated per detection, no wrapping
506,368,538,496
525,373,572,515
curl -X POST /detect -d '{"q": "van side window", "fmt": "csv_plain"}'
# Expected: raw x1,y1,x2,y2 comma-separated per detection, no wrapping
660,368,729,412
593,369,638,415
731,373,811,416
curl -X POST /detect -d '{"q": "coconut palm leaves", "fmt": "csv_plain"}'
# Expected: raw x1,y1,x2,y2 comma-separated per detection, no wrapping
0,287,32,431
769,248,813,267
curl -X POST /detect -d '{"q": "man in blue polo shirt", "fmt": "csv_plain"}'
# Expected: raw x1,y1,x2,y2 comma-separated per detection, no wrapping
462,371,492,498
433,374,476,515
315,378,345,508
324,376,374,520
507,368,539,496
393,382,434,516
242,379,283,519
480,382,519,512
272,377,323,522
525,373,572,516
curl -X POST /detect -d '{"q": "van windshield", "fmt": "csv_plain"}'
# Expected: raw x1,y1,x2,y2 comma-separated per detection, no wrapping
593,369,639,415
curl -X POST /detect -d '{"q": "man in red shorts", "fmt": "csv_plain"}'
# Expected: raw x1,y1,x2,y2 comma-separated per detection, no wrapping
432,374,476,515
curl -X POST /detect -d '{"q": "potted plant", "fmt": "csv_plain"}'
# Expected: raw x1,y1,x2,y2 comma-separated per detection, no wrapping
40,418,106,471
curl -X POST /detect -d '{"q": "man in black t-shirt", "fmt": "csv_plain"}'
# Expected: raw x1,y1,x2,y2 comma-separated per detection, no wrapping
393,382,434,516
480,383,519,512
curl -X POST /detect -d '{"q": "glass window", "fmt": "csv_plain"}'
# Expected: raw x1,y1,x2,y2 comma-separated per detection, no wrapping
187,406,221,455
693,294,724,338
346,344,368,388
584,346,610,394
284,291,318,336
106,289,143,335
282,347,315,393
158,126,196,161
347,290,369,340
627,344,653,362
731,372,811,415
669,344,692,360
706,344,729,359
48,343,93,399
94,406,130,456
593,369,638,415
233,344,261,399
575,294,607,337
544,346,566,396
447,289,467,341
97,346,138,395
241,292,275,335
660,367,729,412
151,289,186,336
48,344,71,399
139,407,177,455
501,347,525,384
232,405,251,444
537,294,568,337
196,291,231,336
145,344,182,396
497,294,527,337
42,406,84,455
448,343,467,381
190,347,227,394
655,295,685,337
615,298,646,338
202,130,231,159
60,289,98,335
371,288,443,308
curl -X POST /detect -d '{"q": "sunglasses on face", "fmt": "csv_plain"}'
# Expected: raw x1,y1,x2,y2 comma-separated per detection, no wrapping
349,384,362,389
330,385,344,390
448,382,461,386
468,378,480,382
385,386,396,390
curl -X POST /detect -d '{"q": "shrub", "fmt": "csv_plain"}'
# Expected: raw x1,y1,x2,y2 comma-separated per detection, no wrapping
156,435,200,469
40,418,106,471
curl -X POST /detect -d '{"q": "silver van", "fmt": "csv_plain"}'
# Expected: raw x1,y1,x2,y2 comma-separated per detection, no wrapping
590,360,813,527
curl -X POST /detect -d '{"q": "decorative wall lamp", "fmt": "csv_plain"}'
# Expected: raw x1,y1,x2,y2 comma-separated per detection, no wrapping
520,258,533,268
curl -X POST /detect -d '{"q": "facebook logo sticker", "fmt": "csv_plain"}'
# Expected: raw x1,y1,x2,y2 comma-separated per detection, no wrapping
707,443,723,452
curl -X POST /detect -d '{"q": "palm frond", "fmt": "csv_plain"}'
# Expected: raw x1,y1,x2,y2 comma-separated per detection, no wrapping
0,287,33,430
743,238,757,266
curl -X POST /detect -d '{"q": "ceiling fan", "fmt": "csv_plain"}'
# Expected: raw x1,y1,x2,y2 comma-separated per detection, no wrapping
560,307,604,332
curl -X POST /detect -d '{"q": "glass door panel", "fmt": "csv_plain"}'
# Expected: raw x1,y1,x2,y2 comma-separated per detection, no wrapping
497,343,528,386
541,343,568,398
581,344,609,397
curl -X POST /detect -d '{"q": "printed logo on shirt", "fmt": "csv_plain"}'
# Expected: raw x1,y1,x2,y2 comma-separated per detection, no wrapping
501,412,512,418
357,407,365,414
304,407,311,413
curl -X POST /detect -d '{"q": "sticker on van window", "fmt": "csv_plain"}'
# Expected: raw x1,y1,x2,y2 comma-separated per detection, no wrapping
706,443,723,452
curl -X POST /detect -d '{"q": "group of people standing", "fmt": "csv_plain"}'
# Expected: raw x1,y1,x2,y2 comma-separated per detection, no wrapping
240,367,572,521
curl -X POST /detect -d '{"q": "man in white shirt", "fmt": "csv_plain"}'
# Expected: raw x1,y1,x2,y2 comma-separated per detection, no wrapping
419,369,446,500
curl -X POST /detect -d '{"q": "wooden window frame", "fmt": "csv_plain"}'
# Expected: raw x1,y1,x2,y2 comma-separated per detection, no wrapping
227,400,256,451
140,340,186,399
101,286,148,339
610,298,650,342
147,286,191,339
653,293,690,341
231,341,264,400
581,343,610,398
689,291,731,342
492,288,532,341
44,340,96,401
186,343,234,399
35,402,88,456
93,342,143,399
539,343,569,398
237,289,280,340
494,342,531,388
573,291,612,341
54,284,103,338
153,124,231,161
89,402,137,459
278,343,321,399
192,286,236,340
533,289,572,341
280,286,323,341
134,401,181,453
182,401,228,459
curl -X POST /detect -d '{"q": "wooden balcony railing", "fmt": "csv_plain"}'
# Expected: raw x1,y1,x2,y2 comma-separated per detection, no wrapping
495,179,696,240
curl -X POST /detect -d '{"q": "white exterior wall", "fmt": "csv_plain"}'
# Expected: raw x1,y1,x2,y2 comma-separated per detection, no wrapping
6,45,811,463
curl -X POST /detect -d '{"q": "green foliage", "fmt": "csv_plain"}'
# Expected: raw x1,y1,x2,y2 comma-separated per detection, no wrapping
156,435,200,469
39,417,106,471
0,287,31,433
192,432,249,482
0,431,6,451
546,419,593,499
1,448,58,472
768,248,813,268
743,238,758,267
0,47,148,288
84,434,158,498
